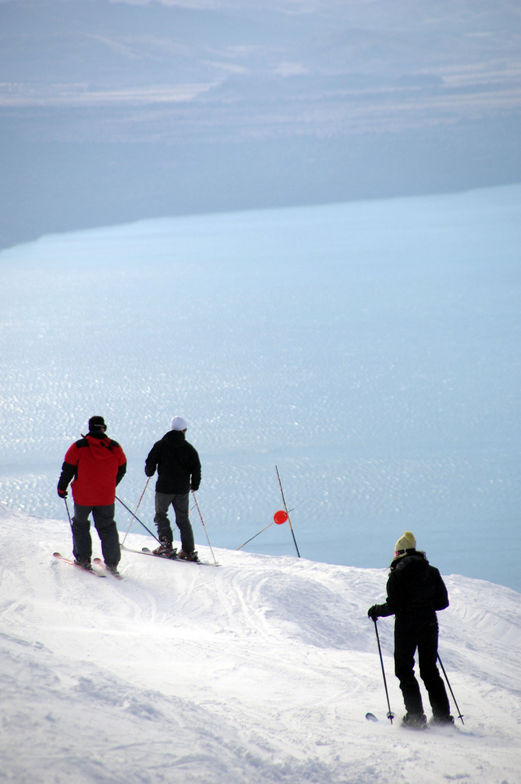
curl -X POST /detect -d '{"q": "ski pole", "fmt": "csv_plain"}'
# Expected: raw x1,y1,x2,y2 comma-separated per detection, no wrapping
116,494,160,542
120,477,150,546
235,521,275,550
372,618,395,724
275,465,301,558
64,497,73,530
191,490,218,565
437,654,464,724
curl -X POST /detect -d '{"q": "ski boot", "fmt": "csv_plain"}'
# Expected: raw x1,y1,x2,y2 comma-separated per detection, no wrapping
429,714,454,727
74,558,93,571
177,550,199,562
402,713,427,729
153,539,176,558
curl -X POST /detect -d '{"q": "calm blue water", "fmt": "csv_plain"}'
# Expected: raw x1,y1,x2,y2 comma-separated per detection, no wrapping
1,185,520,590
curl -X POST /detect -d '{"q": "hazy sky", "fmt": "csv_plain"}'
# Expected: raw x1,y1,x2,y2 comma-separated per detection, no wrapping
1,0,520,246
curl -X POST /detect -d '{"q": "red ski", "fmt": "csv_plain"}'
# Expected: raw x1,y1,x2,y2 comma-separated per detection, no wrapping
53,552,106,577
93,558,123,579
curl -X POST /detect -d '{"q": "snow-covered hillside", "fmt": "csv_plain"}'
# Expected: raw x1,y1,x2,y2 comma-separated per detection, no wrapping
1,505,520,783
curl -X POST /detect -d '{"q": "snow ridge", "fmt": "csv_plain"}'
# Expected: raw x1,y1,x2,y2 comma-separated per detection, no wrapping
1,508,520,783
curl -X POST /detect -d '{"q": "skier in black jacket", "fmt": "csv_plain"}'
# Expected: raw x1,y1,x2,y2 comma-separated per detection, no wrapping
368,531,453,728
145,416,201,561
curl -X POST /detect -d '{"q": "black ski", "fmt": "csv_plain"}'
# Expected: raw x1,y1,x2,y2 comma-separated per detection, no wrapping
121,543,177,560
121,543,217,566
142,546,218,566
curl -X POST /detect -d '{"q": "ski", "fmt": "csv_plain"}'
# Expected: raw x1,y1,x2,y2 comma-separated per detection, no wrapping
365,712,399,725
53,552,106,577
121,543,218,566
92,558,123,580
364,712,451,731
141,547,218,566
121,543,177,560
142,546,178,559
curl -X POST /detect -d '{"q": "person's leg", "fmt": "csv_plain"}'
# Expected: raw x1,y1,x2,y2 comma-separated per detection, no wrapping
172,493,195,554
394,618,425,722
72,505,93,564
154,492,175,545
92,504,121,566
418,619,452,721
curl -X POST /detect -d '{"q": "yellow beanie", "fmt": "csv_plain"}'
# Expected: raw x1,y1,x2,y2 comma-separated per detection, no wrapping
394,531,416,554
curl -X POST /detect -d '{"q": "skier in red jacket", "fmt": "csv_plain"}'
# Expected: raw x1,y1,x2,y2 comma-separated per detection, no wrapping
57,415,126,572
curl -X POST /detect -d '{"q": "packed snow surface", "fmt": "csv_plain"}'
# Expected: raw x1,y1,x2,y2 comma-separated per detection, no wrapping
1,507,520,783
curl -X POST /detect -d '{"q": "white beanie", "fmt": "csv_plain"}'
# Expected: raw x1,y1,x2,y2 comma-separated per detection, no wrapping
394,531,416,554
171,416,188,431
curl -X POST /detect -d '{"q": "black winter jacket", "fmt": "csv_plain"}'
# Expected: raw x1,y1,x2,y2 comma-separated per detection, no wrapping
145,430,201,494
373,551,449,620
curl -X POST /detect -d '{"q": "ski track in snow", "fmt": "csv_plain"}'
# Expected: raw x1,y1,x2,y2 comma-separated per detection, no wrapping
1,506,520,783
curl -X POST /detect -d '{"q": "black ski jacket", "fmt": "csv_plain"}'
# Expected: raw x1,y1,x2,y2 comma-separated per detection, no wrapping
145,430,201,494
372,551,449,620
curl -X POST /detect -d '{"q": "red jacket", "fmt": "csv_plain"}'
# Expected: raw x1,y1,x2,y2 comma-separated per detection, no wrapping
58,434,127,506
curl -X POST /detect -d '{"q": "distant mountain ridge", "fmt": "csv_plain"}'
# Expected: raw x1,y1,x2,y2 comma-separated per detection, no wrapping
1,0,520,248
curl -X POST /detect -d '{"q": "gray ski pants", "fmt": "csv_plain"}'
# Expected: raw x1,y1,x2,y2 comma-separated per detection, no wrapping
154,492,195,553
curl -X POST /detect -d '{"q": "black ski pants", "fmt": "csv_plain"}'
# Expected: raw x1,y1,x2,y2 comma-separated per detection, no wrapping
72,503,121,566
394,613,450,719
154,491,195,553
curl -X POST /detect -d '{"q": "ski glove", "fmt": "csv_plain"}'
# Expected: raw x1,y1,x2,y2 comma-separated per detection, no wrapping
367,605,380,621
57,488,68,498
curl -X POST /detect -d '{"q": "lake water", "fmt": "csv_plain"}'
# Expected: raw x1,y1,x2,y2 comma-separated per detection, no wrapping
1,185,520,590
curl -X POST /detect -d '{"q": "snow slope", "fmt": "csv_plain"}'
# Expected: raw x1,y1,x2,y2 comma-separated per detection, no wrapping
1,505,520,783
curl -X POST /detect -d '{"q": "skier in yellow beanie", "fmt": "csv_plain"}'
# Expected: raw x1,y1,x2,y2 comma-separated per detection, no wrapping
368,531,453,728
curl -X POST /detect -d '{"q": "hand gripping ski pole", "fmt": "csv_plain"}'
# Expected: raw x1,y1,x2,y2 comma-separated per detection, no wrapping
191,491,218,566
372,618,394,724
120,478,150,546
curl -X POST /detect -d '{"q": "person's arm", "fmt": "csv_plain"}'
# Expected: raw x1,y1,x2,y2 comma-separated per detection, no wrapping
433,569,449,611
190,449,201,491
144,442,160,477
57,444,78,497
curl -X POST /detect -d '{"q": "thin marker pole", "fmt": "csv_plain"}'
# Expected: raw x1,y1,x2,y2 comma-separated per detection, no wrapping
275,465,301,558
235,521,275,551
